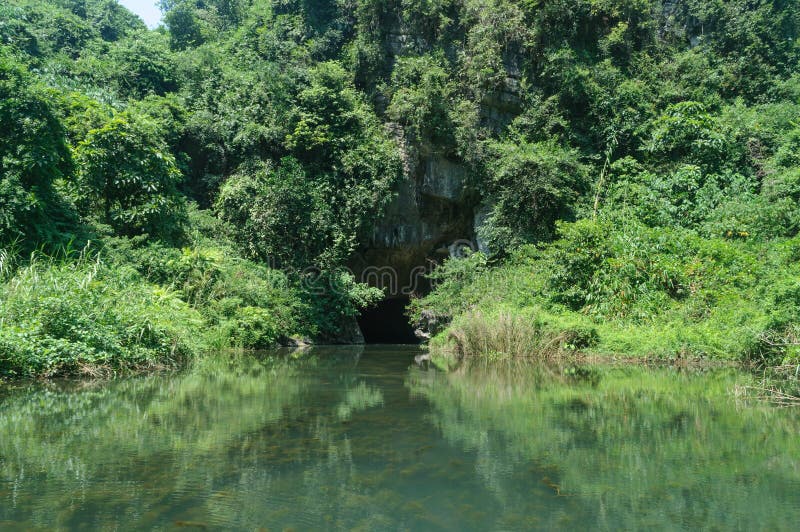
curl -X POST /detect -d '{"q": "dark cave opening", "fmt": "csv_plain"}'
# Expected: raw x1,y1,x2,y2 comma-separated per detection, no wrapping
358,297,419,344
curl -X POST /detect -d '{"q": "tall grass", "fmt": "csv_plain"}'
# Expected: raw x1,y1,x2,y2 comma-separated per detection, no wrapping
0,248,205,378
430,310,595,364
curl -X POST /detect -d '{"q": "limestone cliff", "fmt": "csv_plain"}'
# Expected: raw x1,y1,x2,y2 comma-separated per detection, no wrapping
349,21,523,297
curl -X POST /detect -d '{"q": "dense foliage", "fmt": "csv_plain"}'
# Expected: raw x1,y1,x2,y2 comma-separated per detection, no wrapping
413,221,800,364
1,0,799,375
0,248,202,377
0,51,76,246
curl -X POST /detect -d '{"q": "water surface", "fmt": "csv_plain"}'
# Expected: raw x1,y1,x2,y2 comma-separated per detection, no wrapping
0,346,798,530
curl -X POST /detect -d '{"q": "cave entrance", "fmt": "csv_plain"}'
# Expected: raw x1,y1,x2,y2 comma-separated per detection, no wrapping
358,297,419,344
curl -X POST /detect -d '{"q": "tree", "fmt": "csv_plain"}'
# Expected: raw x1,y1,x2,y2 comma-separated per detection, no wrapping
160,0,247,50
74,111,185,240
645,101,728,171
0,51,75,247
215,157,330,267
107,31,178,98
162,1,208,50
283,61,401,265
85,0,146,42
386,52,455,147
480,136,588,252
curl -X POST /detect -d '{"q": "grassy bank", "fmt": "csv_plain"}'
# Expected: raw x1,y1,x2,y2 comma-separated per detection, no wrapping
412,217,800,368
0,209,381,380
0,250,204,378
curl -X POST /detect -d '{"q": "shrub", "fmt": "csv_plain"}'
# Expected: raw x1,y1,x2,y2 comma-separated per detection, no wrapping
215,158,330,267
0,251,204,378
416,215,800,364
101,211,307,349
0,51,77,248
479,137,588,252
225,306,282,349
407,250,488,325
385,52,455,145
300,269,384,342
73,111,186,241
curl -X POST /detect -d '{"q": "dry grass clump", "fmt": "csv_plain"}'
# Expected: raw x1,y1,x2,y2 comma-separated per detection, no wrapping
433,311,597,363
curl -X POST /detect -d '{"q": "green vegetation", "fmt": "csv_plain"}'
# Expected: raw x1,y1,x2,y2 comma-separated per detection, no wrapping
394,2,800,374
414,220,800,366
1,0,800,376
0,248,202,378
0,0,396,377
73,110,186,240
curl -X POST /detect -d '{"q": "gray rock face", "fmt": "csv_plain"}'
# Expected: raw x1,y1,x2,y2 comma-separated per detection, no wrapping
350,132,478,297
413,309,442,342
350,16,524,303
473,201,494,255
421,156,467,202
351,72,525,303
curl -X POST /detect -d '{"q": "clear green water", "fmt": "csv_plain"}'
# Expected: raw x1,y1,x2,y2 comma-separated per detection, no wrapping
0,346,798,530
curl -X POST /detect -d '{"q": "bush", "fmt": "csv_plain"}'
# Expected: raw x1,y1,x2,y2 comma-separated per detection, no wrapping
73,111,186,241
479,136,588,252
300,269,384,342
0,250,204,378
407,250,488,325
0,51,77,248
215,158,330,267
102,209,307,349
225,306,282,349
385,52,455,145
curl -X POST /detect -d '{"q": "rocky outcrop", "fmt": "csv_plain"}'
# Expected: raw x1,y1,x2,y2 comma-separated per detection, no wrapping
413,309,443,341
349,131,479,298
480,50,523,130
317,316,366,345
349,13,523,305
659,1,703,45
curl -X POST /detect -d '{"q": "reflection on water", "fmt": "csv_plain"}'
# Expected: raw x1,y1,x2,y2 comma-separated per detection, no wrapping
0,347,798,530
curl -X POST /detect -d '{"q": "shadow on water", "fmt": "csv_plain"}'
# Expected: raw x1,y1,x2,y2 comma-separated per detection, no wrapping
0,348,799,530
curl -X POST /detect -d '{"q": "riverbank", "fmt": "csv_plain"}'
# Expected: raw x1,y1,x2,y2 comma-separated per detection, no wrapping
4,213,800,381
411,217,800,370
0,208,381,380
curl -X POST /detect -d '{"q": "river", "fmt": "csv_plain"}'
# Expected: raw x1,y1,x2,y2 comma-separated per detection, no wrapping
0,346,798,530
